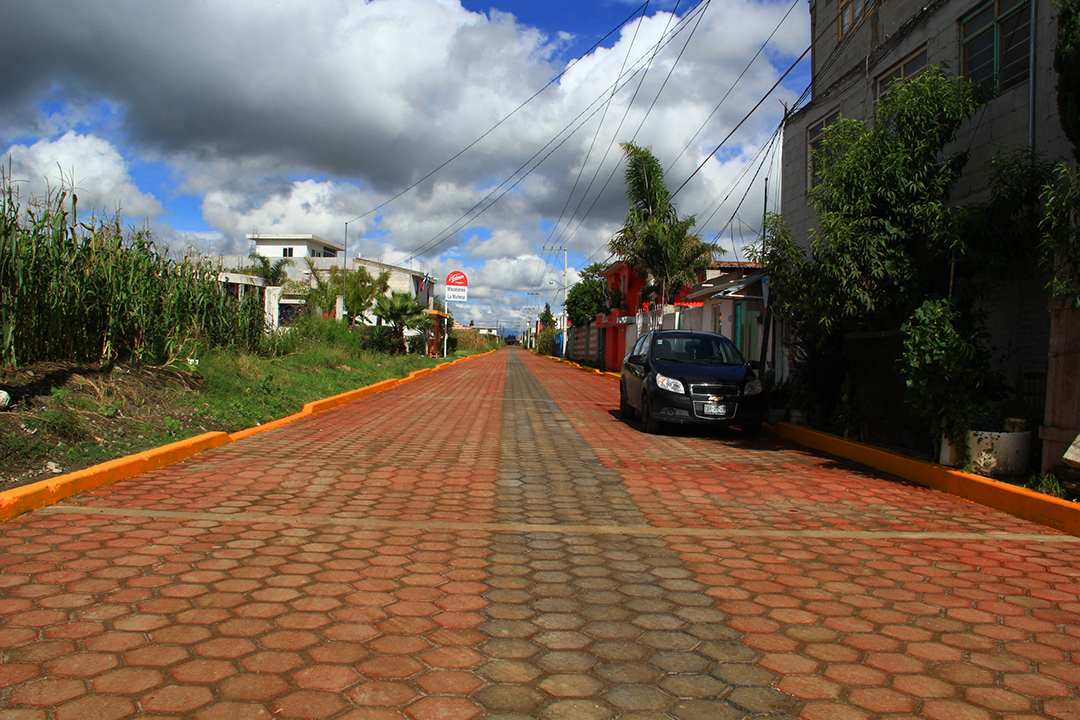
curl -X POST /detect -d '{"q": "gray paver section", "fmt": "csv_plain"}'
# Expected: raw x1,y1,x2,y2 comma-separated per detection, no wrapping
476,532,801,719
477,355,801,718
496,352,647,527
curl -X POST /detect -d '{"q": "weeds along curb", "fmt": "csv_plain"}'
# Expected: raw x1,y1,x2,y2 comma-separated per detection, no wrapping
0,350,496,521
768,422,1080,538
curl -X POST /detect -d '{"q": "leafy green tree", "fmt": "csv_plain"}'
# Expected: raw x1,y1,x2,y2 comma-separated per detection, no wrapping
804,65,981,334
538,302,556,328
565,263,608,327
373,291,430,352
608,143,721,305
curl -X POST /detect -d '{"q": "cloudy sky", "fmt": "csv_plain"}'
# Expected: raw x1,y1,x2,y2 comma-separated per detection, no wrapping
0,0,809,330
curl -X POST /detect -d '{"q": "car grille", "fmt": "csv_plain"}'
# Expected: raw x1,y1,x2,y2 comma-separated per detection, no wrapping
689,383,740,399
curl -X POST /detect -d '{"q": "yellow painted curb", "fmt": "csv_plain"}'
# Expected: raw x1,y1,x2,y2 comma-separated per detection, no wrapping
228,410,312,442
768,422,1080,538
305,378,401,414
0,432,232,521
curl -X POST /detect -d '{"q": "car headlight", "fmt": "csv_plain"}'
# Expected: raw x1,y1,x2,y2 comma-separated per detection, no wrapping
743,378,763,396
655,373,685,394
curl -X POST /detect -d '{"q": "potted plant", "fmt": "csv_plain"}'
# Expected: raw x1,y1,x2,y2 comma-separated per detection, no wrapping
963,399,1036,476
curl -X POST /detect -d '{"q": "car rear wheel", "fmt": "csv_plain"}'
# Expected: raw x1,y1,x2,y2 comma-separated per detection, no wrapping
641,393,660,434
619,382,635,419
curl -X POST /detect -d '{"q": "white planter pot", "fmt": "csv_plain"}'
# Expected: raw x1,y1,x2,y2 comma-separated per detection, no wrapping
967,430,1033,476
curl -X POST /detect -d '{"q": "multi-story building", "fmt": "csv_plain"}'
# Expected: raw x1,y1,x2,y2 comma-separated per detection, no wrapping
781,0,1072,459
783,0,1068,373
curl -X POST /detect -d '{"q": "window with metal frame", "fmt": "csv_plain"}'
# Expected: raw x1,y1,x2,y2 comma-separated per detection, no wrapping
807,109,841,188
876,47,928,96
839,0,876,37
961,0,1031,92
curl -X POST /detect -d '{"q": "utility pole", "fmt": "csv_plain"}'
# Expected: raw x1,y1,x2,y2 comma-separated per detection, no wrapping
526,291,540,349
544,245,568,356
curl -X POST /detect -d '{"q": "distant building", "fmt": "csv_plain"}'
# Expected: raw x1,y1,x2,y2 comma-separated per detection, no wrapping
216,233,437,331
249,233,341,259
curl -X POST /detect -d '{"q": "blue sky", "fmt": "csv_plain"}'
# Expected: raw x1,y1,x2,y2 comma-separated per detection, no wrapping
0,0,809,329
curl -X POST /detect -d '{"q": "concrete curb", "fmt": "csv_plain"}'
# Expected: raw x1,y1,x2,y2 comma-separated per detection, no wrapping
768,422,1080,538
0,351,494,521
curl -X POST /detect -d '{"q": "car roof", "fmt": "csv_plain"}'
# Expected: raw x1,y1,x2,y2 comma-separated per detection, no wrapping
650,330,725,338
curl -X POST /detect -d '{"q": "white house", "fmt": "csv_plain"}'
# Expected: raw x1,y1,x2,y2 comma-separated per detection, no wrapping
249,233,341,259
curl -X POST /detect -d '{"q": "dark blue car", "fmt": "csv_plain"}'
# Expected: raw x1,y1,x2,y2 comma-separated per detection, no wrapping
620,330,764,436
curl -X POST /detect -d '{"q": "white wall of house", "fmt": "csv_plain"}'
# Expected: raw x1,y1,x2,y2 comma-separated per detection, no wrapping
248,234,343,259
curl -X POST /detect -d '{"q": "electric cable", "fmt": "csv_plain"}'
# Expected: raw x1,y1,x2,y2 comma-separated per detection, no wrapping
342,2,651,228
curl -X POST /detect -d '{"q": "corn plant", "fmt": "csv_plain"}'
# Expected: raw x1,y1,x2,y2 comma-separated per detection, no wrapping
1,175,265,367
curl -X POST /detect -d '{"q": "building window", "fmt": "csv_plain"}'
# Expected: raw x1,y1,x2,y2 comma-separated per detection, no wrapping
807,109,841,188
877,48,928,96
282,248,293,258
962,0,1031,92
839,0,876,37
322,247,337,258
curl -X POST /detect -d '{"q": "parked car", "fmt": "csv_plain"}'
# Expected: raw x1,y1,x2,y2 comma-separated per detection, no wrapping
620,330,763,436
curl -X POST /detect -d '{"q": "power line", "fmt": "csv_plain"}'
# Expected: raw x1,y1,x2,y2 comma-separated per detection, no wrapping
670,43,810,200
396,3,712,268
342,2,651,228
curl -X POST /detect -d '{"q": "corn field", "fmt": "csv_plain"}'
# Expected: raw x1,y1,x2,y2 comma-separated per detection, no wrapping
0,180,264,367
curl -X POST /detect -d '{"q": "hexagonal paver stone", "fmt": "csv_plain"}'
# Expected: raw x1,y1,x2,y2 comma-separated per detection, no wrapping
483,620,539,638
481,639,540,660
595,662,661,685
670,699,751,720
696,641,760,663
710,662,777,687
539,673,606,698
651,652,711,674
540,699,614,720
536,651,596,673
474,684,545,713
660,674,728,699
638,631,698,652
479,659,543,683
604,685,672,712
535,631,591,651
727,686,802,715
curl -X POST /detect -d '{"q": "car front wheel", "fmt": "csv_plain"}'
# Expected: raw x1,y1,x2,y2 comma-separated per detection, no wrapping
641,393,660,434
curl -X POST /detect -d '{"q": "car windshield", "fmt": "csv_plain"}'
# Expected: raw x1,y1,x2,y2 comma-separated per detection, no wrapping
652,335,745,365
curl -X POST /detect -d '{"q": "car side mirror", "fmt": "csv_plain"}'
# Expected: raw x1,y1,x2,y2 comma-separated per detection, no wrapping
747,360,762,371
627,354,644,365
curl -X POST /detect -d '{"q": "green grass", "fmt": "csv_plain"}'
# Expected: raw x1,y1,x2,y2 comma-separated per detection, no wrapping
187,346,460,432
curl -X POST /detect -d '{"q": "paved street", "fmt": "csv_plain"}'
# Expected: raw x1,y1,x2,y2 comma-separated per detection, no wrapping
1,347,1079,720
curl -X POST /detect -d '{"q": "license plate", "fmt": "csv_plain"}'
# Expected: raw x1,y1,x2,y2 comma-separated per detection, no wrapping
703,402,728,416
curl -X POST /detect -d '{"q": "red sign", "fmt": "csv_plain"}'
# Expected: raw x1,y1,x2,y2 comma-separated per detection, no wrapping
445,271,468,302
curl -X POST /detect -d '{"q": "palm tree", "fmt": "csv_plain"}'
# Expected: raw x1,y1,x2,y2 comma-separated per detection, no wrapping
608,142,722,305
246,253,292,286
373,291,431,351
